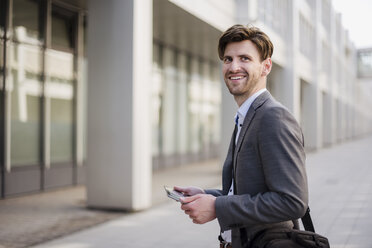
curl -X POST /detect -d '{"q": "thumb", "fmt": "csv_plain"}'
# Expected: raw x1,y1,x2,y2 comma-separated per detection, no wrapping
180,194,201,204
174,186,186,193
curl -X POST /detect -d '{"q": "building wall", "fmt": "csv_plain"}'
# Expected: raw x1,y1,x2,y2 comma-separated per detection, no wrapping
151,42,222,169
357,48,372,136
240,0,372,151
151,0,372,166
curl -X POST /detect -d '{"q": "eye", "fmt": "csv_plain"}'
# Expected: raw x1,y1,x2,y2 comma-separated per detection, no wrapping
241,56,250,61
223,57,232,63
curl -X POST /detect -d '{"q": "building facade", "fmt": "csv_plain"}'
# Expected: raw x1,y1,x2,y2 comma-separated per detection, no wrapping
0,0,87,197
357,47,372,132
1,0,371,210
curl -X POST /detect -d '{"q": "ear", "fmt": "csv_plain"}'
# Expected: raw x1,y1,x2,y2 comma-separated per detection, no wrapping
261,58,272,77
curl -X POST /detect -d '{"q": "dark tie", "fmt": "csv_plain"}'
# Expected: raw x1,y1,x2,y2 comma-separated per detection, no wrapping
233,115,239,147
232,115,239,168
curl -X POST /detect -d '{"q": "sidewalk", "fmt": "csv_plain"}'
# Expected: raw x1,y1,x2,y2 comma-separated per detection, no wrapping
2,135,372,248
0,159,222,248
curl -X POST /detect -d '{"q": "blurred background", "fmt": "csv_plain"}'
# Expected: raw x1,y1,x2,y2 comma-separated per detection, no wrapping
1,0,371,205
0,0,372,247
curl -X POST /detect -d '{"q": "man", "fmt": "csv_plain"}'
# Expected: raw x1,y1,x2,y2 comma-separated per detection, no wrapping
175,24,308,248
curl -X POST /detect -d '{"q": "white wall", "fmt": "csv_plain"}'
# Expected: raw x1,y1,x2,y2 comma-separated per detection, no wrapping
169,0,236,31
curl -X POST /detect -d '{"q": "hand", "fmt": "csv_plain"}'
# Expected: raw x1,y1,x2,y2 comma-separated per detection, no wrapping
180,194,216,224
174,186,205,196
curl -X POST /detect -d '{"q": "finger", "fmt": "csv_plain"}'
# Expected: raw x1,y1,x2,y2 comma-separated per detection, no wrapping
174,186,187,193
181,203,190,211
180,194,201,204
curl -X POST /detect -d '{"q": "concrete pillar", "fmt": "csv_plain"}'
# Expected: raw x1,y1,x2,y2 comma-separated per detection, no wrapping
189,57,201,153
162,47,177,157
329,96,337,144
201,62,211,155
281,0,301,121
211,65,221,149
300,81,320,151
86,0,152,210
220,67,236,160
322,93,332,146
336,99,343,142
304,0,323,150
176,53,188,156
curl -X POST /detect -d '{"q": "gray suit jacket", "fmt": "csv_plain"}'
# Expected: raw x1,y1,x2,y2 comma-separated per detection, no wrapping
205,91,308,248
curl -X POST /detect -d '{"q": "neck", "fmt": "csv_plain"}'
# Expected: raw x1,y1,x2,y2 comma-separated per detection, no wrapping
234,86,265,107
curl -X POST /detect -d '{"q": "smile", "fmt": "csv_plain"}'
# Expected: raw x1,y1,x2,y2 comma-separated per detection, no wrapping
229,76,245,80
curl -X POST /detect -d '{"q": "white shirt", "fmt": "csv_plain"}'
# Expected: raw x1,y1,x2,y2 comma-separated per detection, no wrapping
221,88,267,243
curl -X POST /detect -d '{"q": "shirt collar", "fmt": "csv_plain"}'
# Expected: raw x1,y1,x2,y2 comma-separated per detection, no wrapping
235,88,267,125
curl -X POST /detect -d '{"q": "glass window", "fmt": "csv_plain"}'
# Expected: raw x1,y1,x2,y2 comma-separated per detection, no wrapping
0,38,3,109
9,43,42,166
1,0,5,37
188,58,202,153
209,64,221,146
175,53,189,155
358,49,372,78
45,6,76,164
45,49,74,164
151,45,221,163
12,0,40,43
81,16,88,161
51,6,76,50
0,38,3,69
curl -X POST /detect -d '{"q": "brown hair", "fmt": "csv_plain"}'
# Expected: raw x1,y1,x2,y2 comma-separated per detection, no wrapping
218,24,274,61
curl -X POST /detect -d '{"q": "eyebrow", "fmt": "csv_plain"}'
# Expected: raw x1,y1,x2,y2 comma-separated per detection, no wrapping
238,54,253,59
223,54,253,60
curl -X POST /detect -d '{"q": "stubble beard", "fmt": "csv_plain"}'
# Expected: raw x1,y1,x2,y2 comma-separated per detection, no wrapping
225,74,260,101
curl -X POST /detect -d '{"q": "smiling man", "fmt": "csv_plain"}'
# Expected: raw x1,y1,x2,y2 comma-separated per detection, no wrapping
175,24,309,248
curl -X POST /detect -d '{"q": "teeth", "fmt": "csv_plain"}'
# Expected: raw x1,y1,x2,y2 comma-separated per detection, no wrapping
231,76,243,80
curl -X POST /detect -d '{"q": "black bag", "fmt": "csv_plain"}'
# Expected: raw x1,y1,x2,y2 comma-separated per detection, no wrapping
250,208,330,248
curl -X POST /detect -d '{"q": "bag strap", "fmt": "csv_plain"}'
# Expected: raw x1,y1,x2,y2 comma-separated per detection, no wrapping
301,207,315,232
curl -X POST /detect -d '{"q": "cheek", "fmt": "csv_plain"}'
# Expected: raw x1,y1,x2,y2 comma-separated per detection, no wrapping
249,65,261,76
222,66,229,76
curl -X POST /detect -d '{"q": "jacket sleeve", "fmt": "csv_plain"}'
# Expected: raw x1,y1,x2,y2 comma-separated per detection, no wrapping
214,106,308,231
205,189,224,197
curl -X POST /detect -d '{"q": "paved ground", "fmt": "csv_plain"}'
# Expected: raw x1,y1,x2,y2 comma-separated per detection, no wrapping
1,134,372,248
0,160,222,248
0,186,124,248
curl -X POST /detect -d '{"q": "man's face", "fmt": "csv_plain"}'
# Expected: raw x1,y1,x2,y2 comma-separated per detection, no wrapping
222,40,270,102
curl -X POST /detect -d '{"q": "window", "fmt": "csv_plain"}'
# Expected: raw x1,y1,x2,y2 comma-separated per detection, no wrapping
0,38,3,75
358,49,372,78
9,0,42,166
12,0,40,43
0,0,6,37
151,42,221,168
46,5,76,164
321,41,330,74
258,0,288,38
51,6,76,50
299,13,315,60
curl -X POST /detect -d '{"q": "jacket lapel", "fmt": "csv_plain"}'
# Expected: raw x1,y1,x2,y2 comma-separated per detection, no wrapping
233,91,271,173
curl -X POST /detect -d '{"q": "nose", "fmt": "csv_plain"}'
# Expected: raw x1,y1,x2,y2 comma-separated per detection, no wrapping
229,60,241,72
